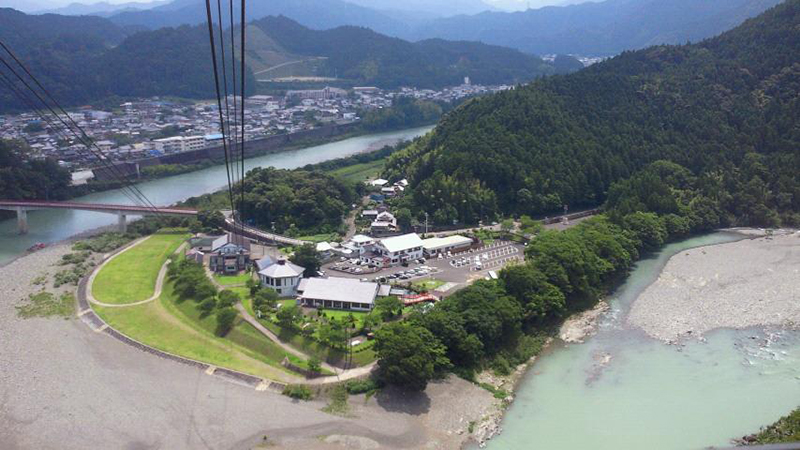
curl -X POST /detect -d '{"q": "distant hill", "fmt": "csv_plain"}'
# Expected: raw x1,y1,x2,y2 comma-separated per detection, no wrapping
0,10,571,112
384,0,800,226
249,16,561,88
410,0,785,56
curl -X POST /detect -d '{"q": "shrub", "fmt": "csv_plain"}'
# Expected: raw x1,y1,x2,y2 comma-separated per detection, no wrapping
282,384,313,400
345,378,381,395
215,308,237,336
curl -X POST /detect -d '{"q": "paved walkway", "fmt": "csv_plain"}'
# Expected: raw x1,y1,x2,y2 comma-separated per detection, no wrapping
204,267,377,382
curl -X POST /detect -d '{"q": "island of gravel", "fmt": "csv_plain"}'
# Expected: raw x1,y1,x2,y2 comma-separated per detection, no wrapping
627,229,800,343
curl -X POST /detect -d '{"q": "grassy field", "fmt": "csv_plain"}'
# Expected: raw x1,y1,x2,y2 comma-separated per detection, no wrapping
94,282,299,381
411,279,446,291
93,233,187,305
214,273,253,286
329,158,386,184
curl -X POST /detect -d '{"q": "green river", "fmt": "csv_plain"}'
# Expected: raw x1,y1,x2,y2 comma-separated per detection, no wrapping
483,232,800,450
0,125,433,265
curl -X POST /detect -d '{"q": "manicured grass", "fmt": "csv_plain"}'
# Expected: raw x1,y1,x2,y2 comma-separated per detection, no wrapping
93,233,187,305
411,279,446,291
317,309,368,328
329,158,386,184
94,282,298,381
214,272,253,286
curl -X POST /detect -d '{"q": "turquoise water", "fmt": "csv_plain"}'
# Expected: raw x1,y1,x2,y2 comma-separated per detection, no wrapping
0,126,433,265
484,233,800,450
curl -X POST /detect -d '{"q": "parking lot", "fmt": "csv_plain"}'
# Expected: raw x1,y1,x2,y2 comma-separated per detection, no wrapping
321,240,526,292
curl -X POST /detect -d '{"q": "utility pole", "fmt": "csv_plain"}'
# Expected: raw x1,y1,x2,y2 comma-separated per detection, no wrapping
424,212,429,235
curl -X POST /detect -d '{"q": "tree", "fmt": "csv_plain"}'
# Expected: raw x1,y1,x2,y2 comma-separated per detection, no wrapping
375,296,403,321
396,208,413,231
500,218,515,234
290,244,321,278
217,289,240,308
500,264,566,323
215,308,237,336
198,297,217,317
197,208,225,232
253,288,278,310
276,304,302,330
374,322,451,391
308,356,322,374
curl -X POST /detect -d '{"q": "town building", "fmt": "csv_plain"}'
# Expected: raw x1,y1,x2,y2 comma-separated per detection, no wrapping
297,277,379,311
258,259,305,297
375,233,424,265
208,234,251,274
422,235,474,257
370,211,398,236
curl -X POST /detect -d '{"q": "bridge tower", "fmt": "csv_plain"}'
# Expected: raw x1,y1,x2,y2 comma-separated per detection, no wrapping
16,207,28,235
117,212,127,234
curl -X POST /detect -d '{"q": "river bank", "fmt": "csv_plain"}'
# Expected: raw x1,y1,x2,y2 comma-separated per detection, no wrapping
472,229,800,450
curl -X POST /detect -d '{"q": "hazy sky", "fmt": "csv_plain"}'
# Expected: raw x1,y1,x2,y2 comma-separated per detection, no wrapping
4,0,566,8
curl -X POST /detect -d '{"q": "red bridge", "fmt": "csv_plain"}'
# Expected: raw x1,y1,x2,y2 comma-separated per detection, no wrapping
0,200,197,234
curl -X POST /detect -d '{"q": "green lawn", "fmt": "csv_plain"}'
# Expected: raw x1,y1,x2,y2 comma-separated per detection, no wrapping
329,158,386,184
214,273,253,286
94,282,299,381
317,309,369,328
93,233,187,305
411,279,446,291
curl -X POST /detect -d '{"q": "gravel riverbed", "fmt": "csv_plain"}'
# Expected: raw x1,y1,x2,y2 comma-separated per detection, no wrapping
627,230,800,342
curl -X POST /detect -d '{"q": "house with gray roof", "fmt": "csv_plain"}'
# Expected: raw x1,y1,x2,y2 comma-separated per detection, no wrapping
258,259,305,297
297,277,379,311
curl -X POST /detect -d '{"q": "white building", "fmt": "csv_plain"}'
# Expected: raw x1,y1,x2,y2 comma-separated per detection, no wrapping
422,235,473,257
258,259,305,297
152,136,184,153
375,233,424,265
297,277,379,311
182,135,206,151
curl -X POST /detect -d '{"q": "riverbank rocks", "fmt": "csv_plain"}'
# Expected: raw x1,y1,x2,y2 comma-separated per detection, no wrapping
559,300,610,343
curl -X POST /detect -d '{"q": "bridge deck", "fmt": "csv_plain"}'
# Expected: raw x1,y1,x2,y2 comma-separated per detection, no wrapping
0,200,197,216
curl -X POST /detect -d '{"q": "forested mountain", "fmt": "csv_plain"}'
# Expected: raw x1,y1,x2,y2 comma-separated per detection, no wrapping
107,0,412,37
250,16,557,88
411,0,784,56
0,9,256,112
0,9,566,112
385,0,800,227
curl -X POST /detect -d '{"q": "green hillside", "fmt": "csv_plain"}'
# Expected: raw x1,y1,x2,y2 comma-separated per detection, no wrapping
385,0,800,228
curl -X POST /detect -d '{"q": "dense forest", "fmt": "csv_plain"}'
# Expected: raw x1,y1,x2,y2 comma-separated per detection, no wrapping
182,167,357,237
384,0,800,228
0,9,256,113
0,140,72,211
